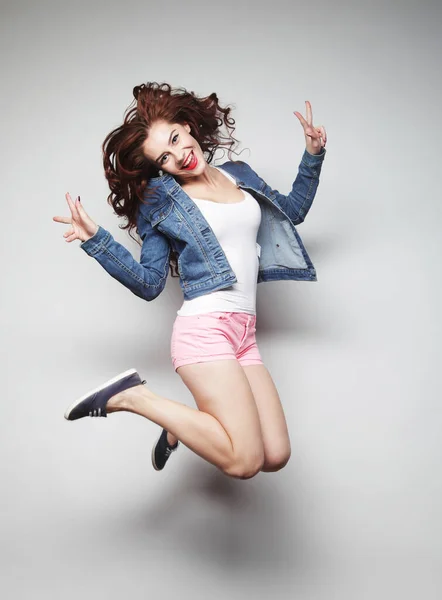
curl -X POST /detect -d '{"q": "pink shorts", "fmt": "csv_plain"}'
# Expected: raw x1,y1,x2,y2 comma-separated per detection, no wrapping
170,311,263,371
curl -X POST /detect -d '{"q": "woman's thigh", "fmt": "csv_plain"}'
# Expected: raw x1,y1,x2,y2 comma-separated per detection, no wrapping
242,364,291,470
176,359,265,468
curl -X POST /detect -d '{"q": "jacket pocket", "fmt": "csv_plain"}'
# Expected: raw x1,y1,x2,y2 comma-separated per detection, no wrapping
149,202,173,227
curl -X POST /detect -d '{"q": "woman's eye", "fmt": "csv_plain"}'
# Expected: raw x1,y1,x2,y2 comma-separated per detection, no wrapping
160,134,179,163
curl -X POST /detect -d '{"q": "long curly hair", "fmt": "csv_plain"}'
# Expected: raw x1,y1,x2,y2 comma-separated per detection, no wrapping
102,81,242,278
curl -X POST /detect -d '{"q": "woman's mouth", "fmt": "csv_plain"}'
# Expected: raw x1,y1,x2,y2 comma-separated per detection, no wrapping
182,151,198,170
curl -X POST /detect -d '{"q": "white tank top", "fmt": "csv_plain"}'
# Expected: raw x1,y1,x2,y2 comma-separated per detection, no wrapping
177,167,262,316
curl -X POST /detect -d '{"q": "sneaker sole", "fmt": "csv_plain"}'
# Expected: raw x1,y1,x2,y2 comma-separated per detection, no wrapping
64,368,138,420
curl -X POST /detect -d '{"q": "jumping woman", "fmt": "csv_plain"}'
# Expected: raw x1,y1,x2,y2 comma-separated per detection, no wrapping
53,82,327,479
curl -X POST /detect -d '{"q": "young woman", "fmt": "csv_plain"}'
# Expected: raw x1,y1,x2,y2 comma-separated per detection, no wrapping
54,82,327,479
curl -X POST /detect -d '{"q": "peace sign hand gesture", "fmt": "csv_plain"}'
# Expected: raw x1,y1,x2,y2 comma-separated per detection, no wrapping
293,101,327,156
53,193,99,243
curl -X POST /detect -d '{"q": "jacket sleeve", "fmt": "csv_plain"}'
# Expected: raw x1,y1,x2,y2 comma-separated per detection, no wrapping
79,212,171,302
248,147,326,225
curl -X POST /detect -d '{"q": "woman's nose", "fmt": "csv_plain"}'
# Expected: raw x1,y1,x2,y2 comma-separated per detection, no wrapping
177,151,187,166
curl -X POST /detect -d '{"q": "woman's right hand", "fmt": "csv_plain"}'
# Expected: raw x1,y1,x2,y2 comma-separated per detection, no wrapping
53,193,99,243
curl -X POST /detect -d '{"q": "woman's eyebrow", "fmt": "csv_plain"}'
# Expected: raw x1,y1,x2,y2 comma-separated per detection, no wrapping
156,129,177,162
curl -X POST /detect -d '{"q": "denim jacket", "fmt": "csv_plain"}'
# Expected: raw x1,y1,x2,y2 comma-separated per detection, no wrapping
80,147,326,301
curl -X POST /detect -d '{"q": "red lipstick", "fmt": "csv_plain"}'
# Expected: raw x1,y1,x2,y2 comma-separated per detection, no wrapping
182,151,198,170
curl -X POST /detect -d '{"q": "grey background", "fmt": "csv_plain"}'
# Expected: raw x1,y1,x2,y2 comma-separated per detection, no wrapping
1,0,441,598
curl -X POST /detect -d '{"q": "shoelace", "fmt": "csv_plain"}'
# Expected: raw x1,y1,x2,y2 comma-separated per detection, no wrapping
89,407,102,417
88,379,147,418
165,442,179,456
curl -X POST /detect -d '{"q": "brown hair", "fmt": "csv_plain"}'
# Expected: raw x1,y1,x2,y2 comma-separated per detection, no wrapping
102,81,242,278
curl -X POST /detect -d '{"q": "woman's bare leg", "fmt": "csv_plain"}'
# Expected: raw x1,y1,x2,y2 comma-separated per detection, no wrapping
242,364,291,472
107,359,265,479
166,364,291,473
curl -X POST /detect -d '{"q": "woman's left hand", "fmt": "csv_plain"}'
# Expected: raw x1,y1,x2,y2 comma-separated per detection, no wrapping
293,101,327,155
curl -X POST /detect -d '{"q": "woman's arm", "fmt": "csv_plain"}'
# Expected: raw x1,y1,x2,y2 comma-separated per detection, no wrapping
80,213,171,302
247,147,326,226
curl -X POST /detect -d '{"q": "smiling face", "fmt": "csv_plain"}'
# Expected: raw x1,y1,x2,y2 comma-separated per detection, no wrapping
142,120,207,180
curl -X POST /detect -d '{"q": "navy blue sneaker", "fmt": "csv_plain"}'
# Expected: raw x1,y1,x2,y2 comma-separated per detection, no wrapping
64,368,146,421
152,429,179,471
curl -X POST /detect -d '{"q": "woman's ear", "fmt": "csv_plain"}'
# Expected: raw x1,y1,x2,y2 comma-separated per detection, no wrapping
183,122,191,133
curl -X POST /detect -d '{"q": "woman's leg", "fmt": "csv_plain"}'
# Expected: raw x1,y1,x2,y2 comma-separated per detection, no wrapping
107,358,265,479
159,363,291,472
151,363,291,473
241,364,291,472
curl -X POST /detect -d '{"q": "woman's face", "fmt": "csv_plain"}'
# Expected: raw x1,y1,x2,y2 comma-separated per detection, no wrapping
142,120,207,180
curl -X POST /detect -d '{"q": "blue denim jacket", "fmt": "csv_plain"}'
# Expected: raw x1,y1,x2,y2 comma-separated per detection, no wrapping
80,147,326,301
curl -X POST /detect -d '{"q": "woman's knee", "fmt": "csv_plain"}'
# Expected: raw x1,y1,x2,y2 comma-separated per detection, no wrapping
261,447,291,473
223,449,265,480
